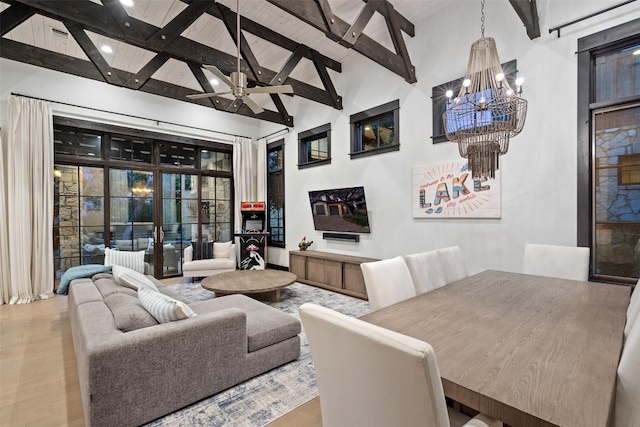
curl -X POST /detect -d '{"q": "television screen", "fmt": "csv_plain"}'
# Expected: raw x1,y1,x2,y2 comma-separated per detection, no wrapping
308,186,371,234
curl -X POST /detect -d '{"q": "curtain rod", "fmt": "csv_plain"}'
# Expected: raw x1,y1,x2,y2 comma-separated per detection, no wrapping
258,127,290,141
548,0,637,37
10,92,252,140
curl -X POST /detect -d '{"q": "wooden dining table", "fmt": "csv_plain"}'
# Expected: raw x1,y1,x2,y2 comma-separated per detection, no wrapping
359,270,631,427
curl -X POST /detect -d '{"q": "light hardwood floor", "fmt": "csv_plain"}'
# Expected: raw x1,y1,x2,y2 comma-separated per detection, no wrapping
0,283,320,427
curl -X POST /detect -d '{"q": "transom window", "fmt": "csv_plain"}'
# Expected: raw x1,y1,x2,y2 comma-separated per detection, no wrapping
298,123,331,168
350,100,399,158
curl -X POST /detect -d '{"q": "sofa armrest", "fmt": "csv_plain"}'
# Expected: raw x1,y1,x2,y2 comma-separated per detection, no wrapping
228,243,237,263
184,245,193,263
77,306,248,427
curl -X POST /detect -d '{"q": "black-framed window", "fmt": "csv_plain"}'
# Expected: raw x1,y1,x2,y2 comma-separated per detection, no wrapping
577,18,640,283
298,123,331,168
350,100,399,158
267,139,285,247
431,60,518,144
52,117,234,283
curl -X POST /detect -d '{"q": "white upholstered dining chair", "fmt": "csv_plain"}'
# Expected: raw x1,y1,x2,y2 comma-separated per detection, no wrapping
404,250,448,295
615,301,640,427
360,256,416,311
522,243,590,281
299,303,502,427
624,279,640,342
436,246,469,284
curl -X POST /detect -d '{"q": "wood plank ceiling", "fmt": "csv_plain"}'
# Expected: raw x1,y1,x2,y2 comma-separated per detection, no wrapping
0,0,539,126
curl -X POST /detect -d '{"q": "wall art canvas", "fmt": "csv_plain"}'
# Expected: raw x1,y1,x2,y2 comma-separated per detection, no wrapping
412,161,501,218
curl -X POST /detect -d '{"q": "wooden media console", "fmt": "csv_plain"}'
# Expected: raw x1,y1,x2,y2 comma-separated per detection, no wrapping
289,250,378,300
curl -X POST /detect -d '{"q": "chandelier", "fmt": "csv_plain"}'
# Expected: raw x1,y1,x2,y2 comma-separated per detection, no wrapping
443,0,527,179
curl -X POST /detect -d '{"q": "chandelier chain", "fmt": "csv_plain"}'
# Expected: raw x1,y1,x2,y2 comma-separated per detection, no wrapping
480,0,485,38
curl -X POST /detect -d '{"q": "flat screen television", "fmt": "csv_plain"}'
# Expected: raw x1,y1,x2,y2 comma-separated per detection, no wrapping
308,186,370,234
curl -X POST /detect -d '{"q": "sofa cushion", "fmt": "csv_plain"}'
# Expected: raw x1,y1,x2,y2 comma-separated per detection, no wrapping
104,248,145,273
112,265,159,292
214,241,233,258
189,295,301,352
104,293,159,332
138,288,197,323
94,277,138,299
192,241,214,260
182,258,236,272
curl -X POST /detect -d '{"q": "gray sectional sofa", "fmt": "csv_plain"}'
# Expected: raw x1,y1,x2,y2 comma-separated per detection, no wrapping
67,272,301,427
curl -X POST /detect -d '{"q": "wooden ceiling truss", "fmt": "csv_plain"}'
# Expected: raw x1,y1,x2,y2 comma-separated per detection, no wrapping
0,0,347,125
0,0,540,125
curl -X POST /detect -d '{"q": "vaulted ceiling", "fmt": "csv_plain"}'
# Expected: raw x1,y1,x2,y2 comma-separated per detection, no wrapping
0,0,539,126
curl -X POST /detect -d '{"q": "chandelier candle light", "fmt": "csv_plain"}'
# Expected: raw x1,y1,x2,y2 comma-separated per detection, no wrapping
443,0,527,179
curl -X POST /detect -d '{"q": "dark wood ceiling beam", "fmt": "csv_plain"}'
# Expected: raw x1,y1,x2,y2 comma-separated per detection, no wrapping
363,0,414,36
12,0,336,110
217,4,266,84
146,0,211,49
269,93,293,127
202,1,341,73
100,0,145,43
124,52,171,90
381,1,414,84
266,0,416,83
0,2,35,37
311,49,341,110
316,0,341,40
64,21,123,85
185,60,218,109
509,0,541,39
0,38,292,126
269,45,307,86
340,0,381,46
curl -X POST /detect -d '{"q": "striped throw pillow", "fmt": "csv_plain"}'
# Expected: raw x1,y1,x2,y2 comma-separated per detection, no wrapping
104,248,145,274
112,265,159,292
192,241,214,260
138,288,197,323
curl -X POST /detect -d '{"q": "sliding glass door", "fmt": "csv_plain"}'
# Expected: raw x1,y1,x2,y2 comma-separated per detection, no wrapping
52,117,234,287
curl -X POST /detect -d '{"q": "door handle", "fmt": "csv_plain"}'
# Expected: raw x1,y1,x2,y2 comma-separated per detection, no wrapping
160,228,165,243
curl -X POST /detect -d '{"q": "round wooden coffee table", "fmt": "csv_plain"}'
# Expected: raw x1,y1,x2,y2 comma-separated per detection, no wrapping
201,269,297,302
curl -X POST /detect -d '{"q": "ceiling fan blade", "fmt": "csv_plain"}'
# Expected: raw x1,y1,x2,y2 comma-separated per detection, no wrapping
187,90,234,100
241,95,264,114
245,85,294,94
187,92,218,100
203,65,235,88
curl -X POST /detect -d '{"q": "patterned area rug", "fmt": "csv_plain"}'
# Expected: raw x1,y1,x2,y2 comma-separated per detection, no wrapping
144,282,370,427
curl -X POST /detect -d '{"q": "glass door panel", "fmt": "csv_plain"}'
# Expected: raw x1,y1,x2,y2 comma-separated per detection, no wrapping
109,169,155,270
162,173,199,276
201,176,232,242
593,104,640,279
53,165,105,285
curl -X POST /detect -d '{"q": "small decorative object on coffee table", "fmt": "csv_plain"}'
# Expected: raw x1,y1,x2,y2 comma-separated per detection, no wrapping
201,269,297,302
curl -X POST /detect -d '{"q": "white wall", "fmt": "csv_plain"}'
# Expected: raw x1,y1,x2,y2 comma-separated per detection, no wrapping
2,0,638,274
261,0,640,273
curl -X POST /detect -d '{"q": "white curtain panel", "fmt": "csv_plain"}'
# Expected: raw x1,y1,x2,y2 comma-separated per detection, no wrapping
2,96,54,304
233,136,255,231
0,131,9,305
255,139,266,203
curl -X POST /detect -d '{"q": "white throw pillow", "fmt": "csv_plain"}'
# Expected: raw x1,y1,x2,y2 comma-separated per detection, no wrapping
214,241,233,258
112,265,159,292
104,248,145,273
138,288,197,323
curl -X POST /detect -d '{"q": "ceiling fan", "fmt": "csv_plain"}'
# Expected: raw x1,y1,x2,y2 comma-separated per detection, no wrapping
187,0,294,114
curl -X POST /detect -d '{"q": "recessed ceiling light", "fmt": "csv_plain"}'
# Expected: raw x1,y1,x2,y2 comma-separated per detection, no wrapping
120,0,134,7
101,45,113,54
634,49,640,56
210,78,219,86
